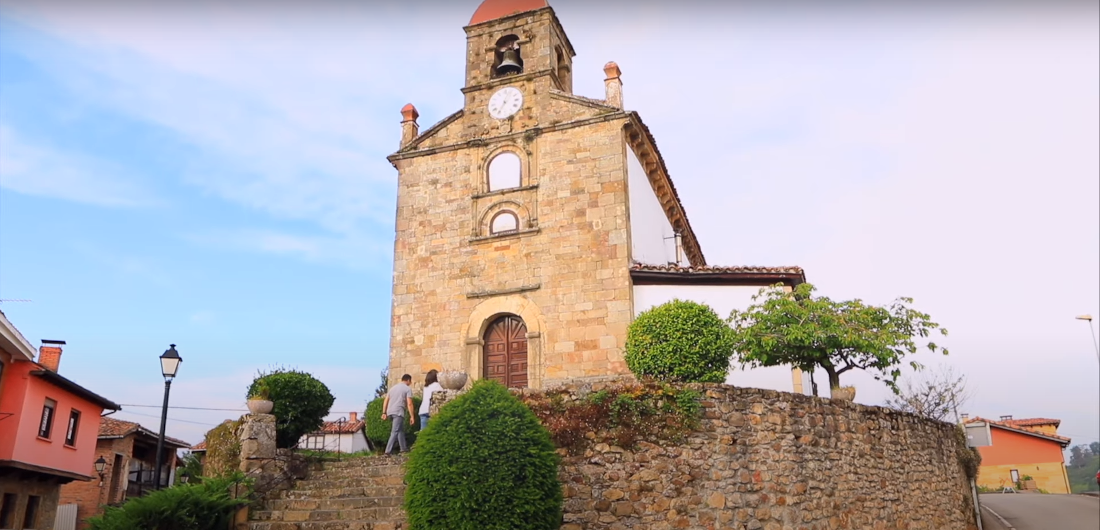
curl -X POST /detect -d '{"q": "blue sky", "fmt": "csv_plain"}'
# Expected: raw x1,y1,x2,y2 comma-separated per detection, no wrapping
1,1,1097,447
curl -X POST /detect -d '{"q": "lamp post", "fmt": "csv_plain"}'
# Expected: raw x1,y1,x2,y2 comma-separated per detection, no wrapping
153,344,182,491
1076,315,1099,363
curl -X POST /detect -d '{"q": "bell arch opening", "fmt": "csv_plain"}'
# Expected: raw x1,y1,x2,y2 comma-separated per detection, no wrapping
493,35,523,78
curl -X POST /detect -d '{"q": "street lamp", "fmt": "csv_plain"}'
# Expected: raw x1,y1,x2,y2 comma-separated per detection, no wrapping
1076,315,1099,363
94,456,107,486
153,344,182,490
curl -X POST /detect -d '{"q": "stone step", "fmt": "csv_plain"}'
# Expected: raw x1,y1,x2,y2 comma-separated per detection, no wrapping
251,505,404,522
264,496,404,512
318,455,408,469
277,484,405,500
291,475,405,489
305,467,407,481
249,521,405,530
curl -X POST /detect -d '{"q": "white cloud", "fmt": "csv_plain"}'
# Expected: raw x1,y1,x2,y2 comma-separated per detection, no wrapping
0,124,157,207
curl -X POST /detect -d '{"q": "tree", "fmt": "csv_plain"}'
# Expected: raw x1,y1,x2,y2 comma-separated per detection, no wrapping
1091,441,1100,456
374,367,389,399
624,299,735,383
727,283,948,393
884,364,971,421
1069,445,1091,468
246,368,335,448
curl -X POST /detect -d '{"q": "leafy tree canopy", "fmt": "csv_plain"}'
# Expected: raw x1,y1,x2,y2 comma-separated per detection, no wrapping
246,367,335,448
727,283,948,393
625,299,735,383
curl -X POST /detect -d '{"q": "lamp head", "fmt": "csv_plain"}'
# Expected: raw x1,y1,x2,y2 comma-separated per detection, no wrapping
160,344,182,380
1076,315,1093,322
94,456,107,475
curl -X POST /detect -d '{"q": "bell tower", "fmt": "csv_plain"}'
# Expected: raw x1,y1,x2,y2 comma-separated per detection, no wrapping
462,0,575,96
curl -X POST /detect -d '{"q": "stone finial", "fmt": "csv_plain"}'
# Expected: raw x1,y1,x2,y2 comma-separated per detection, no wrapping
400,103,420,148
603,61,623,109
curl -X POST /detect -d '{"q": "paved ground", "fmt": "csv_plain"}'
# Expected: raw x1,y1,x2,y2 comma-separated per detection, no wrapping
981,493,1099,530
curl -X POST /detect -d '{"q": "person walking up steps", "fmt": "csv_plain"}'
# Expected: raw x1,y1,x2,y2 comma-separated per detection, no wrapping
381,373,415,454
419,369,442,430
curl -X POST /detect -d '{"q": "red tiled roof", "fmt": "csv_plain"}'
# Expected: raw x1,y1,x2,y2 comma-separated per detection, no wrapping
965,417,1071,445
631,263,805,276
98,416,191,448
190,441,207,452
1004,418,1061,428
469,0,549,26
313,420,365,435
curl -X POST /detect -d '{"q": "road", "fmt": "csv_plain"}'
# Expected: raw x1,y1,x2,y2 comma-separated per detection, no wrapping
981,493,1099,530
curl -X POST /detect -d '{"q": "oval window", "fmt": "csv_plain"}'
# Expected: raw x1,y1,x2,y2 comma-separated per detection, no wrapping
488,152,522,192
490,211,519,234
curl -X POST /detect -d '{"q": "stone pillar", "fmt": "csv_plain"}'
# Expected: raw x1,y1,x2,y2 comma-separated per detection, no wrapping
603,62,623,109
400,103,420,148
238,413,276,474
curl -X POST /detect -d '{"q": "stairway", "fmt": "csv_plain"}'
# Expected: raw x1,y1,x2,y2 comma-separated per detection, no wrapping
249,454,408,530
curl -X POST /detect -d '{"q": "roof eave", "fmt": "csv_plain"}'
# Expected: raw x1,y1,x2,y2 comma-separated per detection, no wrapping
29,370,121,411
631,269,806,287
0,311,37,361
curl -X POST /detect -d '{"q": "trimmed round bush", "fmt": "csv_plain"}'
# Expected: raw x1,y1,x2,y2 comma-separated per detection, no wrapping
246,369,335,448
365,395,422,449
404,379,562,530
624,299,735,383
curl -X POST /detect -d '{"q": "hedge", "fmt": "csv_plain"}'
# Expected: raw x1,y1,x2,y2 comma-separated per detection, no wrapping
404,379,561,530
365,395,423,449
624,299,735,383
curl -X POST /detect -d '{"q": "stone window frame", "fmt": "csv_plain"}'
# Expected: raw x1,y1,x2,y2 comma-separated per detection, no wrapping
462,296,546,389
483,145,528,194
473,200,537,242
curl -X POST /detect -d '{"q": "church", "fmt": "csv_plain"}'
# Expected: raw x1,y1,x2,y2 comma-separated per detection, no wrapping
386,0,808,392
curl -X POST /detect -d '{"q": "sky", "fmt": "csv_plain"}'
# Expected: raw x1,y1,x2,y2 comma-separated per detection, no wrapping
0,0,1097,450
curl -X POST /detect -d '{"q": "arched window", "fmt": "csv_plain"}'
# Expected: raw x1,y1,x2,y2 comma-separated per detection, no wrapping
490,211,519,235
492,35,523,78
487,152,522,192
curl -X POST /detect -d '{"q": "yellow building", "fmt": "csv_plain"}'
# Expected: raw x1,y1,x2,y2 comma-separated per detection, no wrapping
967,416,1072,494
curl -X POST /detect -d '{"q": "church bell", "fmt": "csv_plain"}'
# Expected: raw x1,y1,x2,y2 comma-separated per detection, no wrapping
496,48,523,76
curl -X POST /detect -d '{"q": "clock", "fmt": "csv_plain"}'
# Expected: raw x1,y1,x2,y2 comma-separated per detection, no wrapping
488,86,523,119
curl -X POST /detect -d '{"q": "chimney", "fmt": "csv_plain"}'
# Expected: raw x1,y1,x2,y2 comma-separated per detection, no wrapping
603,61,623,109
999,415,1013,421
349,411,358,423
400,104,420,148
960,413,969,421
38,340,66,372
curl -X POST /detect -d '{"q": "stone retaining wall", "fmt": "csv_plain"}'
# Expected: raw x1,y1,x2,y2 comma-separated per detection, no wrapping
436,382,978,530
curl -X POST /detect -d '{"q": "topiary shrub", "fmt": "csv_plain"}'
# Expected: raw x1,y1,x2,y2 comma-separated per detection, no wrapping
625,299,735,383
246,368,335,448
87,474,251,530
405,379,561,530
365,395,422,449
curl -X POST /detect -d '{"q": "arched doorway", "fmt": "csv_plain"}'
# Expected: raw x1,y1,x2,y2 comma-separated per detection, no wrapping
483,315,528,388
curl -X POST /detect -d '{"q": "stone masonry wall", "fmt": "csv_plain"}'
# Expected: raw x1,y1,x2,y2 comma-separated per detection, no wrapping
432,382,978,530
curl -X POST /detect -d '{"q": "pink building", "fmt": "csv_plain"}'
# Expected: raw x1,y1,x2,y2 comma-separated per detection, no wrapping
0,311,120,530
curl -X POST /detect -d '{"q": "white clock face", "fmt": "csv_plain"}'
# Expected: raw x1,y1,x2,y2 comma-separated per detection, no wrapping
488,87,523,119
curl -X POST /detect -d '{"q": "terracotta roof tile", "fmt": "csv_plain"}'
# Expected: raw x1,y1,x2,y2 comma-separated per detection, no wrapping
98,417,140,438
966,416,1071,444
1004,418,1061,427
314,420,365,435
98,416,190,448
190,441,207,452
631,263,806,276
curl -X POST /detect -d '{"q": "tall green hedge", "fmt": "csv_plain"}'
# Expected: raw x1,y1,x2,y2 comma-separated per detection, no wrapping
365,395,422,449
624,299,735,383
404,379,561,530
246,368,335,448
87,474,250,530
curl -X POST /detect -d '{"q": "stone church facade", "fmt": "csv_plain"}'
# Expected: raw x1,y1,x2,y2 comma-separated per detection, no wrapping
386,0,806,390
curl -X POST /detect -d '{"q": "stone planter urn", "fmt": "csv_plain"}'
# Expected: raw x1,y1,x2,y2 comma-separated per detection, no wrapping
247,399,274,415
438,370,468,391
830,386,856,402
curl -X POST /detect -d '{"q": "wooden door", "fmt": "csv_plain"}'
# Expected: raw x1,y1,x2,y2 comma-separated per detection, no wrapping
483,315,528,388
